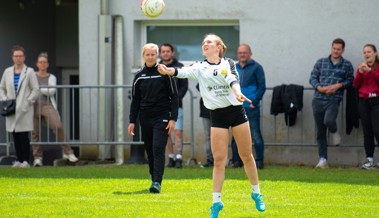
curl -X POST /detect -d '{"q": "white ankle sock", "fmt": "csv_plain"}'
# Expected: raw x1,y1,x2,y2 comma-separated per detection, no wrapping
212,192,221,203
252,184,260,194
367,157,374,162
168,154,175,158
176,154,182,159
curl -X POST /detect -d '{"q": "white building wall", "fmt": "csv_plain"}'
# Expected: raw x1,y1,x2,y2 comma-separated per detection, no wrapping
79,0,379,162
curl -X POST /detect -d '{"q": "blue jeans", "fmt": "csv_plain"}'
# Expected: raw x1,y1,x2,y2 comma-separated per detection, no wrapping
312,98,341,159
231,106,264,163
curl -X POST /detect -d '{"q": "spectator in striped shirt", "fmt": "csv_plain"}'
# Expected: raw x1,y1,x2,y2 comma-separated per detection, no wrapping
309,38,354,168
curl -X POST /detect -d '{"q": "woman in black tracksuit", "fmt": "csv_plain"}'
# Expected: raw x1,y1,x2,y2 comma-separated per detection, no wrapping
128,43,178,193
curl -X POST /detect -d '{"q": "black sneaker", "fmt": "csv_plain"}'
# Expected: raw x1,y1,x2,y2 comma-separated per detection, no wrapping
149,182,161,193
175,158,183,168
167,157,175,168
256,160,264,169
200,161,213,168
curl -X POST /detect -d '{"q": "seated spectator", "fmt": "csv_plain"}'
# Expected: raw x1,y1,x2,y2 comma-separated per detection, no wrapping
32,52,78,167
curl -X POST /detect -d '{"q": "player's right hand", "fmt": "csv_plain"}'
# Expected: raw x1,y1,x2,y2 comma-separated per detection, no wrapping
128,123,135,136
158,64,168,75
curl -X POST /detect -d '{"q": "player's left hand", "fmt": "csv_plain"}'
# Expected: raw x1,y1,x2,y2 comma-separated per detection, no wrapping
236,93,252,103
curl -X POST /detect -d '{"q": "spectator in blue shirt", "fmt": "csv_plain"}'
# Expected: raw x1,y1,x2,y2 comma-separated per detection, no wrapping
231,44,266,169
309,38,354,168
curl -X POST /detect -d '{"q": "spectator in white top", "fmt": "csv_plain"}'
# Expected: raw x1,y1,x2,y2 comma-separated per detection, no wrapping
31,52,78,167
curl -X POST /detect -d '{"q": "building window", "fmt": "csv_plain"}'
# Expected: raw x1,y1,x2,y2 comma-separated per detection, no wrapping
146,25,239,61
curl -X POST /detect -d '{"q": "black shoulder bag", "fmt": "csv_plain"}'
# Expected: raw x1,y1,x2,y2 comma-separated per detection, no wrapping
0,67,26,117
1,99,16,116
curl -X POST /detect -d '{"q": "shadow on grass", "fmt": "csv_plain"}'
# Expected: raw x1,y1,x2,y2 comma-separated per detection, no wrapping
0,165,378,186
113,189,150,195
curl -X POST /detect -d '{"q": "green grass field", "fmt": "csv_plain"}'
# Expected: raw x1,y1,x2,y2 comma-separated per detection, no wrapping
1,164,378,218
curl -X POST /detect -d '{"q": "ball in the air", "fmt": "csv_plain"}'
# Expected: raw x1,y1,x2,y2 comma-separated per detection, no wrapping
140,0,165,18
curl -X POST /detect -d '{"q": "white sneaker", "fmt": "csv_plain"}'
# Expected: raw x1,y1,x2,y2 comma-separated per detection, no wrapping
33,158,43,167
12,161,21,168
315,158,329,168
19,161,30,168
361,160,375,170
330,131,341,146
63,153,78,162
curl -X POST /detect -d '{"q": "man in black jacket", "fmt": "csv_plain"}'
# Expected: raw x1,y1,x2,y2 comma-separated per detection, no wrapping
159,43,188,168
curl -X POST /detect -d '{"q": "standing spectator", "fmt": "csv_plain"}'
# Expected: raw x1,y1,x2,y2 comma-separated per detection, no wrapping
353,44,379,169
309,38,354,168
31,52,78,167
230,43,266,169
159,43,188,168
196,83,213,168
158,34,265,217
128,43,178,193
0,45,39,168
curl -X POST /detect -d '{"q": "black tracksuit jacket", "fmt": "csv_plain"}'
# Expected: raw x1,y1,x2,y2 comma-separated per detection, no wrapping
129,64,178,124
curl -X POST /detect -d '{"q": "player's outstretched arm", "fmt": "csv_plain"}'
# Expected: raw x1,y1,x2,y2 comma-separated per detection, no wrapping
232,83,252,103
158,64,175,76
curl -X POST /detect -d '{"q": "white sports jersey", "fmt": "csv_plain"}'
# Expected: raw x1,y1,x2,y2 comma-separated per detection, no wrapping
177,57,242,110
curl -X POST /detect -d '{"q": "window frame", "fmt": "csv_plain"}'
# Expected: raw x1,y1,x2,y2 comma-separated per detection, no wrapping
141,20,240,66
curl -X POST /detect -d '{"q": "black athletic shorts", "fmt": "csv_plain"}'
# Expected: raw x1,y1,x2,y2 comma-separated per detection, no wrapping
210,105,248,129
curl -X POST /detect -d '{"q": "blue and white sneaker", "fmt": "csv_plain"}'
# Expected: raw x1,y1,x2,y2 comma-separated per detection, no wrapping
251,193,266,212
210,201,224,218
149,182,161,193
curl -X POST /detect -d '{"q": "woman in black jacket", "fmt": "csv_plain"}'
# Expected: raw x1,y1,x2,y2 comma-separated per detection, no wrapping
128,43,178,193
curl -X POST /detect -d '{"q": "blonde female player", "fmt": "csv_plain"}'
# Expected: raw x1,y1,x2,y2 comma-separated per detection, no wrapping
158,34,265,218
128,43,178,193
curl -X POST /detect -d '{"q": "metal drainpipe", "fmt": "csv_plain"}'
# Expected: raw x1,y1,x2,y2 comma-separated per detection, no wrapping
98,0,112,160
114,15,124,164
101,0,108,14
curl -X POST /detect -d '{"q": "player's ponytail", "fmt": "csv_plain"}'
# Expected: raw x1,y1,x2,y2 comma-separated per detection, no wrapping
213,34,227,58
219,43,227,58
